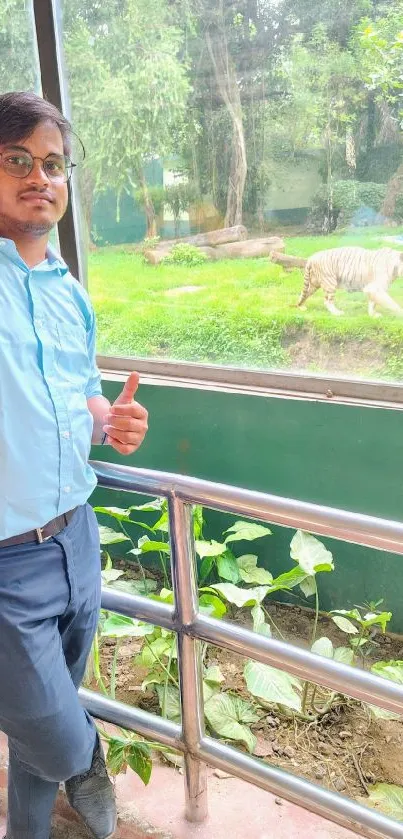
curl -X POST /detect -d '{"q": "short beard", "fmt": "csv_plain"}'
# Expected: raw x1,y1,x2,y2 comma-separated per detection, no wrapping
11,218,54,237
0,212,54,239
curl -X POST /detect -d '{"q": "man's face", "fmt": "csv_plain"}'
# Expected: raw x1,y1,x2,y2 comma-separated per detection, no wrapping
0,120,68,237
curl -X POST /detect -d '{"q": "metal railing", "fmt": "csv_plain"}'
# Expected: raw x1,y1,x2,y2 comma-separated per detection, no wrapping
80,460,403,839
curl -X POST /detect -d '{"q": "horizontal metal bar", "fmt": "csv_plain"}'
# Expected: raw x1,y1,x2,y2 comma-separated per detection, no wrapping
193,614,403,716
80,688,183,751
98,354,403,408
199,736,403,839
101,588,175,630
92,461,403,555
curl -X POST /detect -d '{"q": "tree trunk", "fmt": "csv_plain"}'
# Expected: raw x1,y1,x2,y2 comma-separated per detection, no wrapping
382,162,403,220
206,23,247,228
137,167,157,237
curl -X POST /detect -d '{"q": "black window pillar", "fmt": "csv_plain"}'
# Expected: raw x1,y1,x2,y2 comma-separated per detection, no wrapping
32,0,86,285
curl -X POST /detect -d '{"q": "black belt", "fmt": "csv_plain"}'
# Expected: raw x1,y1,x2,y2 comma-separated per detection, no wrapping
0,508,78,548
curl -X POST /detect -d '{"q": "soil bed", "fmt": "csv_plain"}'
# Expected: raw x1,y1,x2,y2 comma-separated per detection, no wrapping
95,587,403,805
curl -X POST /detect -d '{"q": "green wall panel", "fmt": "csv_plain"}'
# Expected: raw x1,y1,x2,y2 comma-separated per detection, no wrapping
92,379,403,631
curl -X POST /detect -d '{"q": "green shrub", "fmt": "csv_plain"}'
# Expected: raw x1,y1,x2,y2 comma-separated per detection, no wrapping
308,180,386,233
394,194,403,223
162,243,208,267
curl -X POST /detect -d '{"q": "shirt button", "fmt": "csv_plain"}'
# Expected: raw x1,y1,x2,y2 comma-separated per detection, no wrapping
64,486,71,493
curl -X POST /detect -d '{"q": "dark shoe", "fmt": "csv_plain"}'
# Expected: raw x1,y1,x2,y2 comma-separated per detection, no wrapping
65,740,117,839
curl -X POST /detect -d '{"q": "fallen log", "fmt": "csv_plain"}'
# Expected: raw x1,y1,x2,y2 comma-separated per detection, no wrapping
218,237,285,259
143,247,172,265
154,225,248,249
270,251,307,270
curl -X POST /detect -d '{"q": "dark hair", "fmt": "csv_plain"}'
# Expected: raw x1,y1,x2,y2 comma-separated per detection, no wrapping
0,91,73,156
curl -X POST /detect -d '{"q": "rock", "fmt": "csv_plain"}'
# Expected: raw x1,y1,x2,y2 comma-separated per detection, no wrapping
275,797,283,806
315,766,327,780
214,769,233,779
283,746,295,759
272,742,284,756
339,730,353,739
267,716,278,727
334,777,347,792
253,737,274,758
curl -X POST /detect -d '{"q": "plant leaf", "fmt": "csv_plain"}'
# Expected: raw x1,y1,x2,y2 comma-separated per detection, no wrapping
106,740,127,775
367,784,403,821
209,583,270,607
271,567,308,590
362,612,392,632
244,660,302,712
204,665,225,685
204,692,258,753
331,615,359,634
237,555,273,584
98,526,129,546
224,521,271,544
140,637,173,668
195,540,226,558
139,539,170,554
156,684,181,722
127,742,152,785
101,614,154,638
290,531,334,575
113,578,158,595
130,499,165,512
251,604,272,637
217,551,240,583
102,568,125,584
199,556,215,581
199,593,227,618
334,646,355,665
94,506,133,522
300,577,317,598
311,637,334,658
371,660,403,684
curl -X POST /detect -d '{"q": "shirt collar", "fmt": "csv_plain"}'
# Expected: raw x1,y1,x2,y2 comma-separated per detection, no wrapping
0,237,69,275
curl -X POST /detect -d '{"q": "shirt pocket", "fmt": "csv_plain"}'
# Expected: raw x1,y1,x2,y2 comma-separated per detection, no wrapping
54,321,90,385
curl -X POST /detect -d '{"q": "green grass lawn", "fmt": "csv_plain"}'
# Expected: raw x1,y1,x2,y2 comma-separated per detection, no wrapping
89,227,403,379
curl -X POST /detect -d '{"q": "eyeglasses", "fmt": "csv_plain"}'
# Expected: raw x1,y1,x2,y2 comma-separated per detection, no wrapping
0,149,76,183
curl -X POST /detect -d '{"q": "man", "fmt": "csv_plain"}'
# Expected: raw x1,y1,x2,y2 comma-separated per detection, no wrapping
0,91,148,839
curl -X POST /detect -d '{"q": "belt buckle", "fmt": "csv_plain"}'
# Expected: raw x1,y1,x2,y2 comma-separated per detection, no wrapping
35,527,52,544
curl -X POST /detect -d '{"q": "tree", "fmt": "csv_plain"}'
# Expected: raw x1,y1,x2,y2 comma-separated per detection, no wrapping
0,0,39,93
62,0,190,237
354,1,403,217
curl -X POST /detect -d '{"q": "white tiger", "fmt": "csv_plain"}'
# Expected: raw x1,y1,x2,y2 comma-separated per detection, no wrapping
297,246,403,316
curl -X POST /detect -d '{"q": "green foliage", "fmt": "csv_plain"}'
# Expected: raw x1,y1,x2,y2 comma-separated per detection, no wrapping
92,500,396,776
308,180,387,232
367,783,403,821
163,244,208,267
395,195,403,223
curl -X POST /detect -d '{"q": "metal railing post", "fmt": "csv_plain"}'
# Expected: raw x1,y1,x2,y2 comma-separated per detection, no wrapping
168,494,208,823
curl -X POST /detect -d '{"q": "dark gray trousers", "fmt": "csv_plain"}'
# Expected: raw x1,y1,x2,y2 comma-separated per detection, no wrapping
0,504,101,839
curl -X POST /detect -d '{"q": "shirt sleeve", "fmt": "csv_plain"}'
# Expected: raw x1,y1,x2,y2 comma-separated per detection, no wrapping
85,305,103,398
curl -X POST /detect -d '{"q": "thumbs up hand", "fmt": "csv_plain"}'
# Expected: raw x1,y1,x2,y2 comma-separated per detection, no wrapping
102,372,148,455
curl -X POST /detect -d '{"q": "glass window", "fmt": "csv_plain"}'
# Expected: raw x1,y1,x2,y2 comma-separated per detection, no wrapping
60,0,403,383
0,1,40,94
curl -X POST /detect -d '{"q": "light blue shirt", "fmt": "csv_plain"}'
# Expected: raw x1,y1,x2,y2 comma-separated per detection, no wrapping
0,237,102,540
